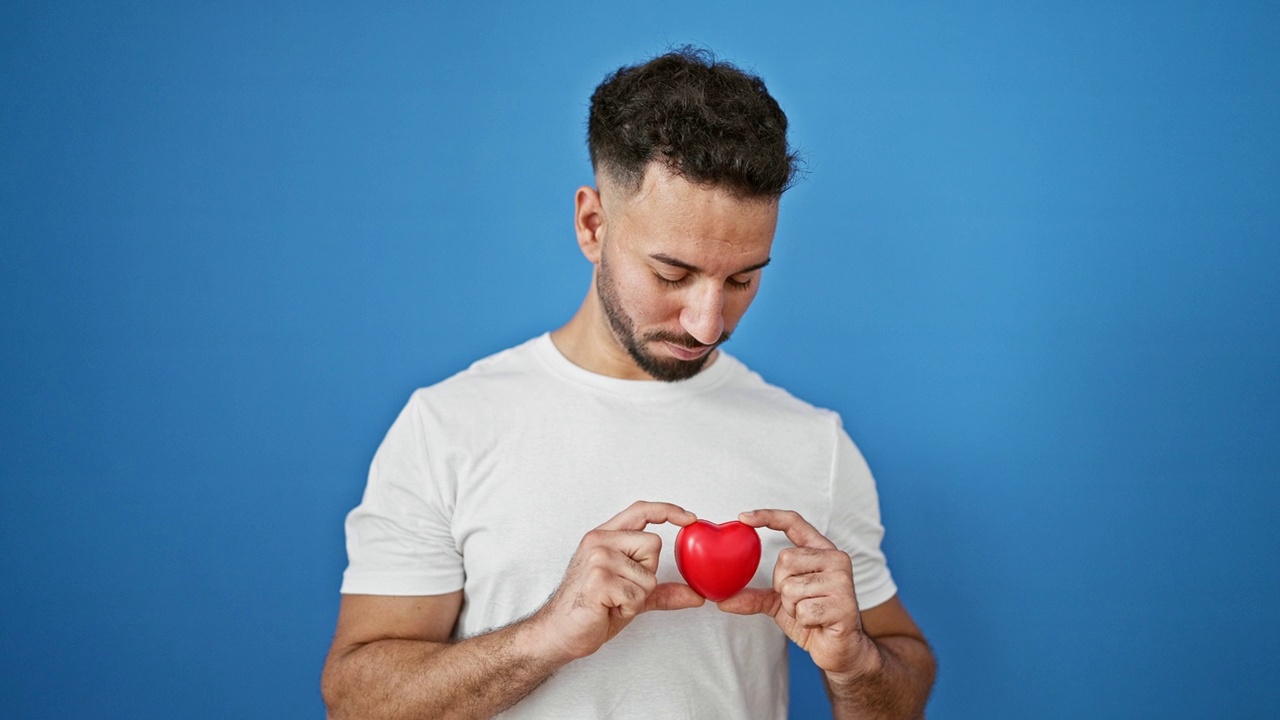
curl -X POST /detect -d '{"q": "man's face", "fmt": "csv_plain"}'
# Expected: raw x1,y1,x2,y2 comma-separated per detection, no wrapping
588,166,779,381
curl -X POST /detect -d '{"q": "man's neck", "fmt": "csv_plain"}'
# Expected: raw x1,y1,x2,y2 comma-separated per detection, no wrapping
549,293,654,381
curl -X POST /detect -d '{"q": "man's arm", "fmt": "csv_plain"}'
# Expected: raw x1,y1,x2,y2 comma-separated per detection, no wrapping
320,501,705,720
720,509,936,719
823,596,936,719
322,592,562,720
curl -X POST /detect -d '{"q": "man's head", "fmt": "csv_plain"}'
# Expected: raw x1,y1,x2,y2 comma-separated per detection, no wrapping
571,48,796,381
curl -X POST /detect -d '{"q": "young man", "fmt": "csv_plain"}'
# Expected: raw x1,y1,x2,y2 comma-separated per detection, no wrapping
322,48,936,719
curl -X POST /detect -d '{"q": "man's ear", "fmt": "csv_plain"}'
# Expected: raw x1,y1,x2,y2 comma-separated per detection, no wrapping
574,185,606,263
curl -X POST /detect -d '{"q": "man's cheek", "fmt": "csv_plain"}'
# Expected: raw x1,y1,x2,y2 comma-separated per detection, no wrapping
630,294,680,326
724,295,757,329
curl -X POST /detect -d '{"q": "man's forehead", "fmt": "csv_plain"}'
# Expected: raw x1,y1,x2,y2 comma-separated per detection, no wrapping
598,161,779,268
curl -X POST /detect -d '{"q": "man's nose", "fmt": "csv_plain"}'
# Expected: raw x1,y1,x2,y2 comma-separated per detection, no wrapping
679,285,725,346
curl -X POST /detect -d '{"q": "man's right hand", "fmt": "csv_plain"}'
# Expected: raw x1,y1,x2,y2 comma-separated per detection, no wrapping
529,500,705,662
322,501,705,719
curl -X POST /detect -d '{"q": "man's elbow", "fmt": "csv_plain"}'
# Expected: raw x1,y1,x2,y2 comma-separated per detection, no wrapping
320,646,360,719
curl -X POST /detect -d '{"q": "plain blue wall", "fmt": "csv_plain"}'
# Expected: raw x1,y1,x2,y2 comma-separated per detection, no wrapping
3,2,1278,718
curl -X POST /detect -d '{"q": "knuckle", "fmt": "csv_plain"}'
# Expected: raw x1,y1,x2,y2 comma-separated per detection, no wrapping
798,600,827,624
773,567,790,589
585,545,612,564
779,576,804,598
785,548,812,563
781,599,800,618
586,565,612,585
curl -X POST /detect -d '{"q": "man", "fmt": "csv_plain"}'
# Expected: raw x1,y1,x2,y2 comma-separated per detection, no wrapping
322,47,935,718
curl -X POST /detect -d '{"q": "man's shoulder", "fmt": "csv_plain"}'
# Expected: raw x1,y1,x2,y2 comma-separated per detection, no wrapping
407,335,549,407
718,353,843,428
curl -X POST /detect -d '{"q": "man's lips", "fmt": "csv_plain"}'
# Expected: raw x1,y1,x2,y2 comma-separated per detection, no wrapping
663,341,713,361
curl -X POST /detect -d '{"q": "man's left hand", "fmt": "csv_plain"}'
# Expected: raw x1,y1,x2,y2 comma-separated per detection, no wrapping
716,509,879,678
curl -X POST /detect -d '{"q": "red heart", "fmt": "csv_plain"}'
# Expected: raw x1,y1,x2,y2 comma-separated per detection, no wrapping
675,519,762,602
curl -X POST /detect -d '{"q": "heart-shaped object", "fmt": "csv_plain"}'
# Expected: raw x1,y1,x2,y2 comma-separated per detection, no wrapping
675,519,762,602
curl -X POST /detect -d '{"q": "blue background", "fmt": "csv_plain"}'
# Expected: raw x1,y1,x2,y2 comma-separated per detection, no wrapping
3,1,1278,718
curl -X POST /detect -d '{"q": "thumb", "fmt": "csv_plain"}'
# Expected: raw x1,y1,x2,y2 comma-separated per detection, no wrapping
645,583,706,612
716,588,779,616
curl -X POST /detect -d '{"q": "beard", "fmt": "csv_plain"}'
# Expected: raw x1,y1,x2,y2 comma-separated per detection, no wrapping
596,251,730,382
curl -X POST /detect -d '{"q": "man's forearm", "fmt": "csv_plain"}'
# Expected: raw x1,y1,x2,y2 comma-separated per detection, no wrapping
322,618,563,720
825,635,937,720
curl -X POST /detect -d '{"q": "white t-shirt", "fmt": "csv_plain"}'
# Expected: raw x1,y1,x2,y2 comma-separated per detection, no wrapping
342,334,897,719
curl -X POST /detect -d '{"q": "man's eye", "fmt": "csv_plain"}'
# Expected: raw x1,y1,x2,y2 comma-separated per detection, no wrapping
656,273,690,287
727,276,754,290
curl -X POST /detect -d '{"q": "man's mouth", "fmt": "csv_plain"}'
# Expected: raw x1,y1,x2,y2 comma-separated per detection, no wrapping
662,341,714,361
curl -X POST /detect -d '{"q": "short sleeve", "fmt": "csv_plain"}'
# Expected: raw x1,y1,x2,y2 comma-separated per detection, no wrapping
826,419,898,610
339,392,465,595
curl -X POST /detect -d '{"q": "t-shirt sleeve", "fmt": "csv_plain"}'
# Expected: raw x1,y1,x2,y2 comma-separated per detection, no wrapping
827,419,898,610
340,392,465,596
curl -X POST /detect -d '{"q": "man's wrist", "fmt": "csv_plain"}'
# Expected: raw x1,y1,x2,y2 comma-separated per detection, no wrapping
824,636,886,695
510,607,577,669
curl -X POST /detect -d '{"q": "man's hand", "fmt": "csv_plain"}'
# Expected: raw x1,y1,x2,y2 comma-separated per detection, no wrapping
717,508,935,718
530,500,706,663
322,501,706,720
716,509,879,677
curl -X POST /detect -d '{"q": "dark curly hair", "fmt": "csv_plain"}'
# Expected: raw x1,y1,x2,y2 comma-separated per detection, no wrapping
587,46,800,199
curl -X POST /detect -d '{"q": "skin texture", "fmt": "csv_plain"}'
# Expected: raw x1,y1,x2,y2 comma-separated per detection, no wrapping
322,164,936,718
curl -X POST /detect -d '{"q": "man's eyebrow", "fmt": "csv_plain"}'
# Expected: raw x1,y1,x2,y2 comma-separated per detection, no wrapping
649,253,772,275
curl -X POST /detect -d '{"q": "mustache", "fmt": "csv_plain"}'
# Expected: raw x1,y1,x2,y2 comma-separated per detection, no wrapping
643,329,732,350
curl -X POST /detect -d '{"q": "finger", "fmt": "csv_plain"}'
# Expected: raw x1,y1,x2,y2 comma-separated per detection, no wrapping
583,529,664,572
777,571,842,618
738,509,837,550
795,596,838,628
773,547,852,589
603,577,652,620
599,500,697,532
778,571,846,611
715,588,780,616
777,577,804,618
644,583,706,612
577,544,659,595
